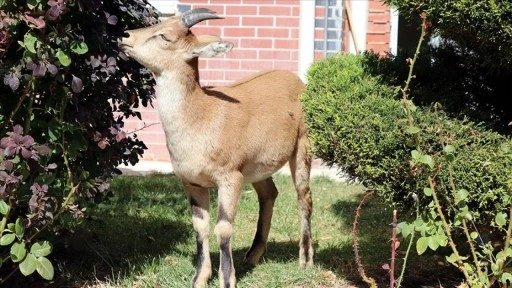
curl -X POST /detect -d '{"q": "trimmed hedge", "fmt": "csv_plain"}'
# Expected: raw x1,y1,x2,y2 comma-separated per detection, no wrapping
302,53,512,220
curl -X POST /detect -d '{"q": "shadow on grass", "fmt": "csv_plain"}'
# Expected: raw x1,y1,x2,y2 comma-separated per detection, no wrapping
46,174,194,287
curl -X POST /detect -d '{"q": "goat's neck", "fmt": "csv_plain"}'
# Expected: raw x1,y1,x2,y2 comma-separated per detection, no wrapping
154,58,206,133
154,58,204,104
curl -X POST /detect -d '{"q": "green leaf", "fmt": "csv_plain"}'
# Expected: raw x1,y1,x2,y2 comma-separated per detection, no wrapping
420,154,435,169
70,41,88,55
416,236,429,255
10,241,27,262
26,0,41,9
0,200,9,215
57,49,71,66
470,231,479,240
30,241,52,257
24,33,38,53
48,120,61,141
434,234,448,247
446,253,458,264
397,222,412,239
37,256,54,280
495,212,507,227
411,150,421,160
501,272,512,283
423,187,433,196
456,189,469,203
406,126,420,134
428,236,439,251
0,233,15,246
19,253,37,276
443,144,456,154
15,218,24,238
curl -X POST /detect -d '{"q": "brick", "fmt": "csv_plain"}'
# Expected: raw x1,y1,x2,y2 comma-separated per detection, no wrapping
206,59,241,69
242,16,274,27
199,69,225,81
366,33,390,44
241,60,273,70
259,6,291,16
272,60,298,71
226,5,257,15
275,17,299,27
257,27,289,38
258,49,291,60
275,0,298,4
367,22,391,33
208,16,240,26
227,49,258,59
198,59,207,69
291,5,300,17
243,0,274,4
274,38,298,49
290,28,299,38
225,70,258,81
139,132,166,144
223,27,256,37
368,12,391,23
240,38,272,49
314,29,324,39
291,50,298,60
315,6,325,17
314,50,324,60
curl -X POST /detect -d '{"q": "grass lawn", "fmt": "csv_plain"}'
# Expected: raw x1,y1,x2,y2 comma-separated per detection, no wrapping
31,173,459,287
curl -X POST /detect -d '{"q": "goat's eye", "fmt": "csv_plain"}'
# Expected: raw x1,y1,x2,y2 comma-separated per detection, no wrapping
159,34,171,42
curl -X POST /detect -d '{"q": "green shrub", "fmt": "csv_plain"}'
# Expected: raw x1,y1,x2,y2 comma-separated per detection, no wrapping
302,53,512,220
0,0,157,283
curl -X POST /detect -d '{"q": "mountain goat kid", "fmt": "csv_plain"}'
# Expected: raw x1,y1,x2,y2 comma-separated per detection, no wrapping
118,8,313,288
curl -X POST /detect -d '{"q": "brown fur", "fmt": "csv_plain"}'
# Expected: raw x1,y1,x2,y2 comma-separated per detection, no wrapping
119,9,313,288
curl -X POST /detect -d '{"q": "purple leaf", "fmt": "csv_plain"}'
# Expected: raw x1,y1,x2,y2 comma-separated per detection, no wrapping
13,125,23,135
71,75,83,93
4,145,16,157
46,163,57,169
9,76,19,91
382,263,390,271
21,147,33,159
1,161,14,171
107,15,118,25
46,63,58,76
32,62,47,77
4,73,20,91
21,135,34,147
23,14,46,29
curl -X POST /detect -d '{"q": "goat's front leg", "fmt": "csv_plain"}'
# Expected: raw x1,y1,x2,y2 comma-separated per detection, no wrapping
183,182,212,288
215,172,243,288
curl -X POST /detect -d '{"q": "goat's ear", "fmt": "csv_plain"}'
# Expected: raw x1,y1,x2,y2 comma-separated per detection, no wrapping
189,41,233,58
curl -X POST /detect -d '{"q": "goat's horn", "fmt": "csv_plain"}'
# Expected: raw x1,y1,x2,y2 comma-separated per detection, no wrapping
181,8,223,28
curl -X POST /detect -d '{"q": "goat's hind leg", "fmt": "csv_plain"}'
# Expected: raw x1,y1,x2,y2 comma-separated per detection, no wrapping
289,132,314,268
183,182,212,288
244,177,279,265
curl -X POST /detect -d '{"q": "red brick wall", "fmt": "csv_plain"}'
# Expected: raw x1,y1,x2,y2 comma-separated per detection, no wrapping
125,0,302,162
366,0,391,56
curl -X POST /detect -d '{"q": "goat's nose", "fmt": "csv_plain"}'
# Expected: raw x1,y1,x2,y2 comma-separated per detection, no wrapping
122,32,130,38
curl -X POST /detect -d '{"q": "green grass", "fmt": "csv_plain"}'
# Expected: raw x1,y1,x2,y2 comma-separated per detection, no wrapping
33,173,459,287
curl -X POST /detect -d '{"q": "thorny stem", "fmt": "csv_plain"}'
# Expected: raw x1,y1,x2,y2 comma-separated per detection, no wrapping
396,203,419,288
353,191,378,288
401,12,427,151
398,11,473,284
390,210,397,288
428,176,471,281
